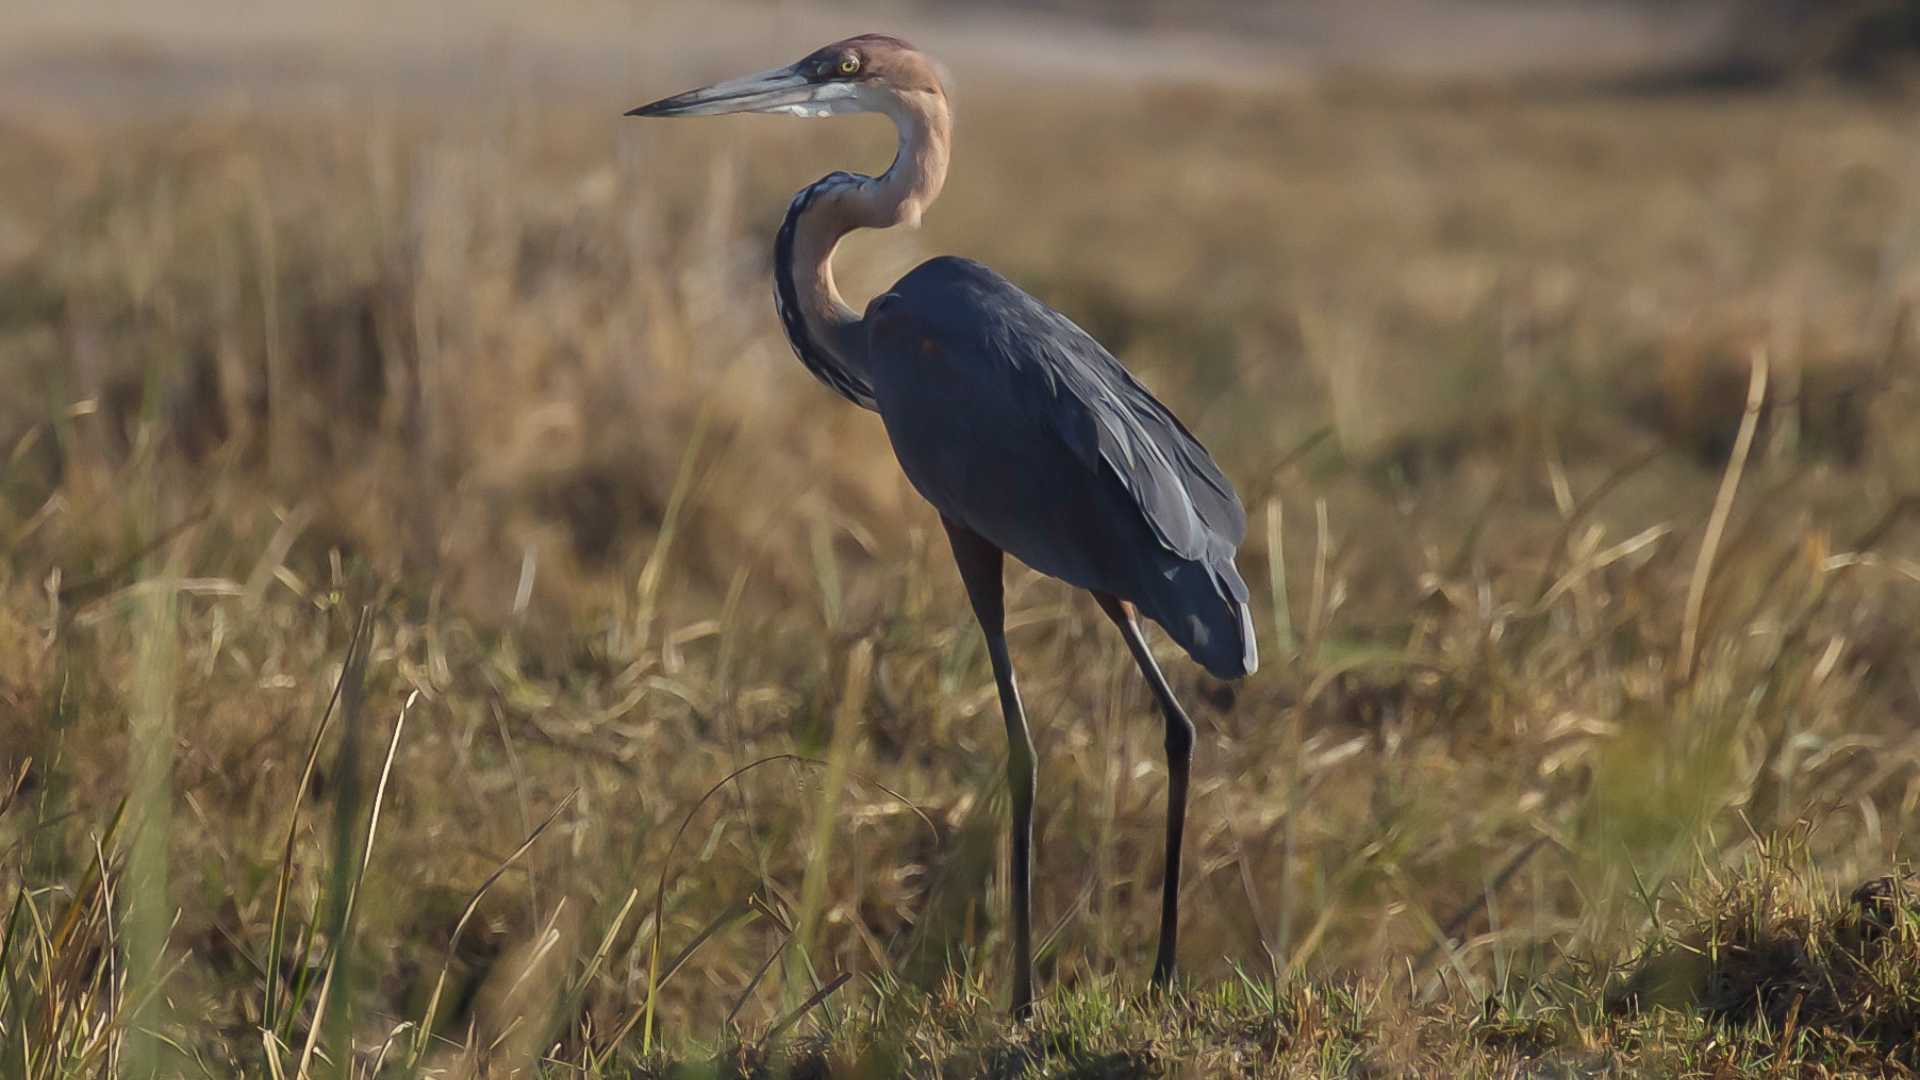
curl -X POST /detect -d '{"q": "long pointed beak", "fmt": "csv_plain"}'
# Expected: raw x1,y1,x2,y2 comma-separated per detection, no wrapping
626,64,820,118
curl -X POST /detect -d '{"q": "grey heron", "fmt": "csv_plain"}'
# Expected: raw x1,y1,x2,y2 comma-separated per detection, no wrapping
628,35,1256,1017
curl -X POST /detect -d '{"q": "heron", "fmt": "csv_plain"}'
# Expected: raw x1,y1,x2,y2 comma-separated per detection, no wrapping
628,34,1256,1016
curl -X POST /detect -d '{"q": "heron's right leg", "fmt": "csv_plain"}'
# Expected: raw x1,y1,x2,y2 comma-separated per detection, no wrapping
941,516,1036,1019
1093,593,1194,989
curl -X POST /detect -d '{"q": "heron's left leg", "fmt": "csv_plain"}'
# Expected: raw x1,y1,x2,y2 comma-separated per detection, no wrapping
944,517,1036,1018
1093,594,1194,988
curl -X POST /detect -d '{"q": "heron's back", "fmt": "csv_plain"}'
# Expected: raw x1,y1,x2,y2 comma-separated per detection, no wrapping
863,257,1256,679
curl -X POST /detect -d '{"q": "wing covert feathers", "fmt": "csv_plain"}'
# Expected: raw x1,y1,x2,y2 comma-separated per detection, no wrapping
870,257,1256,678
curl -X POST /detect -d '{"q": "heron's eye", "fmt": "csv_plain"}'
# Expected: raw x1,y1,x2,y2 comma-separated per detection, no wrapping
838,56,861,76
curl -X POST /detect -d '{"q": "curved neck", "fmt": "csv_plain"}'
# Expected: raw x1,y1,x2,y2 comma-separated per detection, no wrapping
774,91,951,409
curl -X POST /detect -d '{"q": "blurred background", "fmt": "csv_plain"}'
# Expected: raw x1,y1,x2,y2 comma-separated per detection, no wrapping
7,0,1920,1072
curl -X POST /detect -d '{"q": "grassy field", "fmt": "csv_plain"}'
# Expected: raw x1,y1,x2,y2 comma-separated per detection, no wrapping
4,72,1920,1076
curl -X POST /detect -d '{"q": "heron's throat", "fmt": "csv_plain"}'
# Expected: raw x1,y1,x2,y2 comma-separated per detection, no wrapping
777,91,951,408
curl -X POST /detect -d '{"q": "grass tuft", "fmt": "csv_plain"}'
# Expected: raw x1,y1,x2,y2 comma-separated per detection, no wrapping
1612,863,1920,1069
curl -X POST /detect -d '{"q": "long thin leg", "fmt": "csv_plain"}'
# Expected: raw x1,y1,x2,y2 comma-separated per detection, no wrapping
942,517,1036,1018
1093,593,1195,988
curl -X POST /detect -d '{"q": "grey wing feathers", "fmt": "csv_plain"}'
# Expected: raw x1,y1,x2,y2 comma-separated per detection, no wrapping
1050,337,1248,560
881,258,1246,562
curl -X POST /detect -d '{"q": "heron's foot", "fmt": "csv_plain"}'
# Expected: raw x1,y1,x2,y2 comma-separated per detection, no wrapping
1008,965,1036,1020
1150,945,1180,987
1144,960,1182,1005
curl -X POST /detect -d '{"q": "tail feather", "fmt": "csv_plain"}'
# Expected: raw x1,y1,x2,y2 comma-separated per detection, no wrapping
1137,558,1257,679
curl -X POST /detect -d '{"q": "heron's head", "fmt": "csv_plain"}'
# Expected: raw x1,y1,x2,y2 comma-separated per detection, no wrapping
626,35,946,122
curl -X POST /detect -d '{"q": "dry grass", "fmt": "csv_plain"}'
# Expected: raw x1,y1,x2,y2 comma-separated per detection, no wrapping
4,73,1920,1075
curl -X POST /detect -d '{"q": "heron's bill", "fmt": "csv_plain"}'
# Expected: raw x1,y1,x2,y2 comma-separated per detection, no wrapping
626,64,850,118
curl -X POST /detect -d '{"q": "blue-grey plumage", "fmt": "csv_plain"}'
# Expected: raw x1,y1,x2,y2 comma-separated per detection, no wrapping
867,257,1257,679
629,32,1253,1015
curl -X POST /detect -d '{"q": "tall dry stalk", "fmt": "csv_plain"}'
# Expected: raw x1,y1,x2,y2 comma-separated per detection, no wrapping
1678,348,1770,684
788,640,873,1019
123,543,185,1078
